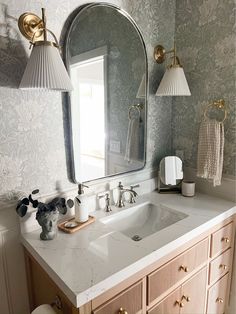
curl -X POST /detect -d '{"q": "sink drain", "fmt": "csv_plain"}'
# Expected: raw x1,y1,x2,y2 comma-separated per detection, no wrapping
131,234,142,241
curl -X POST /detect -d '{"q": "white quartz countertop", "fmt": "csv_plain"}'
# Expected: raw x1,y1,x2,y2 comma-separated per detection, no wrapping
21,192,236,308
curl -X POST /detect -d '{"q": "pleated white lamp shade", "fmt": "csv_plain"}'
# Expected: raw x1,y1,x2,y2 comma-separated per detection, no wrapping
156,67,191,96
19,44,73,91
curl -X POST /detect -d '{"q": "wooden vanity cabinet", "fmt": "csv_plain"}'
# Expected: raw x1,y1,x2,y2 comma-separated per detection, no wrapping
25,217,235,314
148,267,207,314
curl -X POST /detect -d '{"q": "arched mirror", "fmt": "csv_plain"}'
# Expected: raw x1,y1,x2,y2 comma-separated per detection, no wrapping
65,3,147,183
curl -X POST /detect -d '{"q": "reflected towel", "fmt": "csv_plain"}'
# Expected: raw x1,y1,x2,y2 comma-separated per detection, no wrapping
125,117,140,163
197,118,224,186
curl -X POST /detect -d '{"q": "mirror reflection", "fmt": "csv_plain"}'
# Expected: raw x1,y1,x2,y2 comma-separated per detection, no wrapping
66,3,147,183
159,156,183,188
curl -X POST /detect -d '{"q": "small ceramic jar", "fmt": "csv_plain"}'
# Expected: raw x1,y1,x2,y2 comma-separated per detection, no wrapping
181,181,195,197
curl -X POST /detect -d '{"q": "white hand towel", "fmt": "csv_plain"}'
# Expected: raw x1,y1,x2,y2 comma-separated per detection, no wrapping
125,117,140,163
31,304,56,314
197,118,224,186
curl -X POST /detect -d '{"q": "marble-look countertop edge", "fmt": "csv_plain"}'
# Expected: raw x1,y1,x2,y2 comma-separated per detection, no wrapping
75,206,236,306
21,236,79,306
22,203,236,308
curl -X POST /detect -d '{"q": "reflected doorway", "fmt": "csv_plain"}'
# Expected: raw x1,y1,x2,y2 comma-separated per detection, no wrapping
70,47,107,182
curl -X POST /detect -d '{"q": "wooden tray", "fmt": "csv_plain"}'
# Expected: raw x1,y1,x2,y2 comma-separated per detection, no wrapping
58,216,95,234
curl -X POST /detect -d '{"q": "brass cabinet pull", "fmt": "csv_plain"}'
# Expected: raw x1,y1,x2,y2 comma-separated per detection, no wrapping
118,308,128,314
216,297,224,303
175,300,184,308
179,265,189,272
220,264,227,270
182,295,191,302
221,237,230,243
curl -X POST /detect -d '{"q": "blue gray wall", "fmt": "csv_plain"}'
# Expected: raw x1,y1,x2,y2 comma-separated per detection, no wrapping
173,0,236,176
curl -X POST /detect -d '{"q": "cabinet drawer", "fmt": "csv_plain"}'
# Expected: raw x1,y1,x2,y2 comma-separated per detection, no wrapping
211,222,233,257
147,238,208,305
92,281,142,314
209,248,232,285
207,273,229,314
147,288,181,314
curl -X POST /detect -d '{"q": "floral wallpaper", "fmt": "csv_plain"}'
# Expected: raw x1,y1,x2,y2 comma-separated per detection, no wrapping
0,0,175,202
173,0,236,176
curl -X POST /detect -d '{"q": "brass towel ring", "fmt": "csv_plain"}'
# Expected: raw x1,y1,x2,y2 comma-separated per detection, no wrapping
128,104,143,120
204,99,227,123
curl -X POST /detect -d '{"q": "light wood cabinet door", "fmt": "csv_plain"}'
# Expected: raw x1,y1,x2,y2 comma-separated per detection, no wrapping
147,288,181,314
148,238,208,304
207,273,229,314
92,281,142,314
181,267,207,314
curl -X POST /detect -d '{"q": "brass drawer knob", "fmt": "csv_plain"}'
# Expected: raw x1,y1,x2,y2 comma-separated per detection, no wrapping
179,265,189,272
119,308,128,314
216,297,224,303
175,300,184,308
220,264,227,270
182,295,191,302
221,237,230,243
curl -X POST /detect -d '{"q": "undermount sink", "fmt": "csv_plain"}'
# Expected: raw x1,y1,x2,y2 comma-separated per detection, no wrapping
100,202,188,241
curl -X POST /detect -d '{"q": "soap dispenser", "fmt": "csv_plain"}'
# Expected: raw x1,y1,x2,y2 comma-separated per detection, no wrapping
75,183,89,223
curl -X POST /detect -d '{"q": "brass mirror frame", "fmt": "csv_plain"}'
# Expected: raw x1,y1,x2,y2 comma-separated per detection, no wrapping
64,2,148,183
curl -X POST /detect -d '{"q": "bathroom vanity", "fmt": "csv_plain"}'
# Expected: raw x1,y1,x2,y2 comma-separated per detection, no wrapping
22,192,236,314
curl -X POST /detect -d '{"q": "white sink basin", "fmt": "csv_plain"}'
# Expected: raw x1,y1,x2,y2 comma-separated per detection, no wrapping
100,202,188,241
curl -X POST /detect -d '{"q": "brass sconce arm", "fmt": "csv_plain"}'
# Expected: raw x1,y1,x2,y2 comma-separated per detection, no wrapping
18,8,58,46
154,42,182,67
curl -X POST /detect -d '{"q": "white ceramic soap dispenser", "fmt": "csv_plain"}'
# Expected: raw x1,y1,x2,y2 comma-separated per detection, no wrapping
75,183,89,223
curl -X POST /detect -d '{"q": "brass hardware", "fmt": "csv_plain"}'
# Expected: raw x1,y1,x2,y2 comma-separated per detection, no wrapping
182,295,191,302
221,236,230,243
154,45,166,64
204,99,228,123
216,297,224,303
175,300,184,308
128,104,143,120
154,42,182,68
220,264,227,270
118,308,128,314
18,8,60,49
179,265,189,272
18,12,44,41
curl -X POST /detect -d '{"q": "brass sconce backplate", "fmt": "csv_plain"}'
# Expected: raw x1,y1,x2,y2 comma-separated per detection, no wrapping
18,12,44,41
154,45,166,64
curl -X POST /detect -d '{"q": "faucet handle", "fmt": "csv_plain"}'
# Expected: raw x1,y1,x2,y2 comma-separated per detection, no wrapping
128,184,139,203
118,181,123,189
98,193,112,212
130,184,140,190
78,183,89,195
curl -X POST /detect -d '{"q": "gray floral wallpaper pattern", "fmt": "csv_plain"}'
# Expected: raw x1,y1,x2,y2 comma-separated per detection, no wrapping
173,0,236,176
0,0,175,201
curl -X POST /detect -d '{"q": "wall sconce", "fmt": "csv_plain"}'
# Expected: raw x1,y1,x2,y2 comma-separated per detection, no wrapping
18,8,73,91
154,43,191,96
